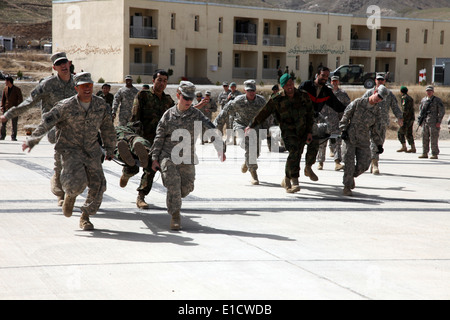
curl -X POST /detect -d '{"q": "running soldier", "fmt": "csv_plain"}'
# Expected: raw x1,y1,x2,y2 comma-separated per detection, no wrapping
339,85,386,196
396,86,416,153
112,75,139,126
418,86,445,159
214,80,267,185
22,72,116,230
150,81,226,230
247,73,314,193
0,52,77,206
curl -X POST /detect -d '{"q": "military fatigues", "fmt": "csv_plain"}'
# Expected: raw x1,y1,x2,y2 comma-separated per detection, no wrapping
419,95,445,156
214,93,267,172
3,74,77,199
26,95,116,216
317,88,350,163
339,97,383,189
195,97,217,121
363,87,403,160
117,87,175,195
397,93,415,146
151,106,224,217
112,85,139,126
217,89,231,134
224,90,242,139
249,88,314,179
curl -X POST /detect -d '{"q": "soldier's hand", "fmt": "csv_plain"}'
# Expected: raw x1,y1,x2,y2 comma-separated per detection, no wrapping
341,131,349,141
0,115,7,123
377,145,384,154
151,160,161,172
397,118,403,127
436,122,441,129
218,151,226,162
105,155,113,161
22,141,31,153
244,126,251,136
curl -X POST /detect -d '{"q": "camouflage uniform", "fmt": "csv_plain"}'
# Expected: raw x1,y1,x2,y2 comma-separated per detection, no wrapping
112,85,139,126
195,96,217,121
249,88,314,179
363,87,403,160
214,90,266,172
339,97,383,189
218,88,231,110
224,89,242,138
397,93,415,147
419,94,445,156
26,94,116,217
117,87,174,195
3,73,77,200
151,104,224,218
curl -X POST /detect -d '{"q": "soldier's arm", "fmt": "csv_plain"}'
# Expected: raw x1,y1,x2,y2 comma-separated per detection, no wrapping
437,98,445,124
213,100,234,128
389,92,403,119
112,91,121,115
99,108,117,159
4,84,46,120
249,99,275,129
150,115,167,163
328,89,346,113
339,100,356,132
130,93,142,122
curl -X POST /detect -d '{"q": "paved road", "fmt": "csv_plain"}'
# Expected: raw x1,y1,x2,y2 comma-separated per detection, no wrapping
0,137,449,300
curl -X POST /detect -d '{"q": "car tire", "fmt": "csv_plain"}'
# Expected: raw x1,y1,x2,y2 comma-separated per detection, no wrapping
364,78,375,89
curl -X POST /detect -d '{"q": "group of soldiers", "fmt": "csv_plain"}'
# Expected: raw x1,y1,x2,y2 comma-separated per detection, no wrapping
0,51,448,231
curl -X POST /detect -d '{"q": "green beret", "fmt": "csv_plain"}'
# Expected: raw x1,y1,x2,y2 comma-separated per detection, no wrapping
400,86,408,93
280,73,292,87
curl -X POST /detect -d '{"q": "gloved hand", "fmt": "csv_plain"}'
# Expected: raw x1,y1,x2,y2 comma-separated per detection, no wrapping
341,131,349,141
377,145,384,154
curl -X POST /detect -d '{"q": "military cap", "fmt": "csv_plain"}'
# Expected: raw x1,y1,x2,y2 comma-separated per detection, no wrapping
230,82,237,87
244,79,256,91
195,91,203,97
205,90,211,96
142,84,150,89
222,81,229,86
376,73,385,80
125,75,133,80
376,85,388,99
179,81,196,99
400,86,408,93
279,73,292,87
331,76,340,81
51,52,69,65
426,85,434,91
74,72,94,86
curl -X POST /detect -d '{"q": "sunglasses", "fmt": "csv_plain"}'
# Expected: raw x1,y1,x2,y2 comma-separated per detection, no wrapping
182,95,194,101
54,59,69,66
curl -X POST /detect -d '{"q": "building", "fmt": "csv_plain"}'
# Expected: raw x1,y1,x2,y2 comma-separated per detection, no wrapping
52,0,450,84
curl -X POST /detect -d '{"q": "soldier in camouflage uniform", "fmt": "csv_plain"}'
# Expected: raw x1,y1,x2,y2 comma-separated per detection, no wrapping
150,81,226,230
339,86,386,196
22,73,116,230
396,86,416,153
317,76,350,171
117,70,175,208
362,74,403,174
214,80,266,185
247,73,314,193
112,75,139,126
418,86,445,159
224,82,242,145
194,90,217,121
0,52,77,206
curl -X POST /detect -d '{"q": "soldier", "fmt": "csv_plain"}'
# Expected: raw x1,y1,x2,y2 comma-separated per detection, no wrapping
224,82,242,145
317,76,350,171
339,85,386,196
112,75,139,126
22,72,116,230
1,76,23,141
118,69,175,209
396,86,416,153
214,80,266,185
299,66,346,182
150,81,226,230
247,73,314,193
0,52,77,206
217,82,231,111
418,86,445,159
362,73,403,174
96,83,114,107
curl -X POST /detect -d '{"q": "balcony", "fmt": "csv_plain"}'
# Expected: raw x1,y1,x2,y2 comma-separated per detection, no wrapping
130,26,158,39
130,63,158,75
262,35,286,47
376,41,396,52
233,33,257,45
350,39,371,51
232,67,257,79
262,68,278,79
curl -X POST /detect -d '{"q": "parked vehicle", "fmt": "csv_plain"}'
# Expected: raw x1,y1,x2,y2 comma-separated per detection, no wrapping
329,64,382,89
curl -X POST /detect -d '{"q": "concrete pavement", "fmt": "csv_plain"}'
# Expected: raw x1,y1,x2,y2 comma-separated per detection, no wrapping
0,136,449,300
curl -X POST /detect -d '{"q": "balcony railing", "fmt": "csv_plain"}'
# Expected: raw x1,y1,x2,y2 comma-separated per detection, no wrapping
130,26,158,39
130,63,158,75
233,33,257,45
262,68,278,79
376,41,396,52
262,35,286,47
350,39,371,51
232,67,257,79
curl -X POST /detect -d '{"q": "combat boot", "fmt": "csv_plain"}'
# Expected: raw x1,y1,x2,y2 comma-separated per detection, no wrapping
117,140,135,166
406,143,416,153
343,186,353,196
250,170,259,185
317,162,324,170
79,212,94,231
304,165,318,181
334,160,344,171
418,154,428,159
397,143,407,152
287,178,300,193
136,191,149,209
281,176,291,191
430,154,438,159
170,211,181,230
119,173,130,188
371,160,380,175
134,141,149,168
241,162,248,173
62,195,76,218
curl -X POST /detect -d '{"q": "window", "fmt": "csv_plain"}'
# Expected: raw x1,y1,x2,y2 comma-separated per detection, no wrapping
264,23,269,35
234,53,241,68
405,28,409,43
218,17,223,33
404,59,408,65
316,23,321,39
296,22,301,38
171,13,176,30
194,15,199,32
170,49,175,66
424,29,428,44
218,51,222,68
263,54,269,69
134,48,142,63
337,26,342,41
295,55,300,71
441,30,445,45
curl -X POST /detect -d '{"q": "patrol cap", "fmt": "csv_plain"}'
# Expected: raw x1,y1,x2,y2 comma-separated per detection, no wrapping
426,85,434,91
125,75,133,80
179,81,196,99
205,90,211,96
244,79,256,91
376,84,388,99
74,72,94,86
230,82,237,87
195,91,203,97
331,76,340,81
222,81,229,86
376,73,385,80
51,52,69,65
